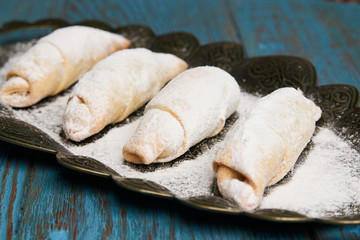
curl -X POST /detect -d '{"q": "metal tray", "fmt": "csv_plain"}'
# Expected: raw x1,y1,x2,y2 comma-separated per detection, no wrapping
0,19,359,224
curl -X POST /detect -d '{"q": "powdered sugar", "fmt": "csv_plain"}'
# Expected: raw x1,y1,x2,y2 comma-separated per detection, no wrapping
1,42,360,219
0,41,35,79
123,108,185,164
261,127,360,218
39,26,130,70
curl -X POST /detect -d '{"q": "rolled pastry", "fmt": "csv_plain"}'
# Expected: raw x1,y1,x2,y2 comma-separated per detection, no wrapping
213,87,322,211
0,26,131,107
63,48,188,142
123,66,241,164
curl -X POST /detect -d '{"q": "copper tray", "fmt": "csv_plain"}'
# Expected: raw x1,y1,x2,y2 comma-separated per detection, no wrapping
0,19,359,224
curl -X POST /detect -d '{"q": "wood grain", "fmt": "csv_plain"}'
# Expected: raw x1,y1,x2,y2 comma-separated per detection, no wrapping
0,0,360,239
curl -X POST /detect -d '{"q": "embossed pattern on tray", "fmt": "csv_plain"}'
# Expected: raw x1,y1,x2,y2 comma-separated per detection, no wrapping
231,55,317,95
0,19,360,225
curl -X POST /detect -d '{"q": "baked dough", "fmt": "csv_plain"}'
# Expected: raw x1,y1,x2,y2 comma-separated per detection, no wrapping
63,48,188,142
0,26,131,107
213,87,322,211
123,66,241,164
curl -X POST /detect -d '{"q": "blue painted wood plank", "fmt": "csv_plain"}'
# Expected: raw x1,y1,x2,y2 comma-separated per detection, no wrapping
228,0,360,88
0,0,360,239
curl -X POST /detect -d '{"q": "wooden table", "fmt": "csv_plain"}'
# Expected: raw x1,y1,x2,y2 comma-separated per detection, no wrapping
0,0,359,239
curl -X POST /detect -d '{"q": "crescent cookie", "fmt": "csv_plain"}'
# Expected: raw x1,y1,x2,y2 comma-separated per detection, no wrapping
63,48,188,142
123,66,241,164
0,26,131,107
213,87,322,211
